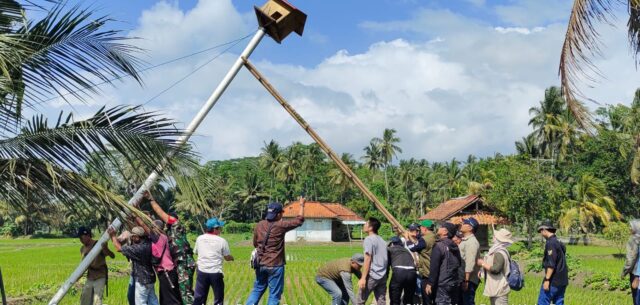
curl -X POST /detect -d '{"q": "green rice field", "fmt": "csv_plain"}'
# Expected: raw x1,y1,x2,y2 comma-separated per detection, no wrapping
0,234,632,305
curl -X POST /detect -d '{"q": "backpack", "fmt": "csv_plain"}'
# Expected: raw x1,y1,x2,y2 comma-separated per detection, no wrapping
503,251,524,291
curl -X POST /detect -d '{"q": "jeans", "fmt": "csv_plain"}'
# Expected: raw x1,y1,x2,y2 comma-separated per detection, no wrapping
194,270,225,305
536,284,566,305
389,269,416,305
128,276,136,305
80,277,106,305
316,276,349,305
461,281,477,305
134,281,159,305
245,265,285,305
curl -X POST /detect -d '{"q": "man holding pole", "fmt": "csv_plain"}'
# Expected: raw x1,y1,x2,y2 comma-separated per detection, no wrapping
143,191,196,305
78,227,115,305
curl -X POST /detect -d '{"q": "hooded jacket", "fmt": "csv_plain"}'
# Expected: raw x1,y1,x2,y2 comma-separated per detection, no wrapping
427,237,463,288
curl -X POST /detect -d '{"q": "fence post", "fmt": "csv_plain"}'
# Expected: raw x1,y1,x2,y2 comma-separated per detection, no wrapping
0,267,7,305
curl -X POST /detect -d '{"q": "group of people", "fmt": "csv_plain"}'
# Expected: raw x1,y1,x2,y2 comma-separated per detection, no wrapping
315,218,569,305
77,191,640,305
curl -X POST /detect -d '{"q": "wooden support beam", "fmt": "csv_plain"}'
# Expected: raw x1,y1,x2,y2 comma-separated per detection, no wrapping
242,58,405,233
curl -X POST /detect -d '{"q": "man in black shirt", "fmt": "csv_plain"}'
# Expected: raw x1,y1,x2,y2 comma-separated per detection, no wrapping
425,222,463,305
109,226,159,305
536,220,568,305
388,236,417,305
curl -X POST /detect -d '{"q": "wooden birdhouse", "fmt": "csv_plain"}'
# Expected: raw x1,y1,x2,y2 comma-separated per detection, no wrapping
255,0,307,43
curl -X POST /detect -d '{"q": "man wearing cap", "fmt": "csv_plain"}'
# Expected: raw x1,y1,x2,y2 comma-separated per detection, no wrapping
537,220,568,305
388,236,417,305
315,254,364,305
194,218,234,305
459,217,481,305
78,227,115,305
108,226,159,305
246,197,305,305
143,191,196,305
406,220,437,305
426,222,463,305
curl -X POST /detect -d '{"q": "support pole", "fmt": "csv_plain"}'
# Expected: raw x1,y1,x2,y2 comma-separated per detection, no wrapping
48,28,266,305
242,58,405,233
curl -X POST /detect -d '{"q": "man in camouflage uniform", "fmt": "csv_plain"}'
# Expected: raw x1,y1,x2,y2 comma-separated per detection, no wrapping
144,191,196,305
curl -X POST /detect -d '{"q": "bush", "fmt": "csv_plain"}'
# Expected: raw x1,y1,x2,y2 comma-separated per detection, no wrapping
224,221,255,234
584,272,629,291
0,222,20,237
603,222,629,255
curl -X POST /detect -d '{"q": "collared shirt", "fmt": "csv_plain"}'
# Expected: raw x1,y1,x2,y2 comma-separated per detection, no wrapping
543,235,568,287
460,234,481,284
121,239,156,285
80,241,109,281
253,216,304,267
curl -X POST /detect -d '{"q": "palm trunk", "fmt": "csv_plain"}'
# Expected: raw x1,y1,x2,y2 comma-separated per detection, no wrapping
384,165,390,204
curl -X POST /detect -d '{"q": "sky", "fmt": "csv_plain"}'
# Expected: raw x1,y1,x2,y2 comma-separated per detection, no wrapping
38,0,639,162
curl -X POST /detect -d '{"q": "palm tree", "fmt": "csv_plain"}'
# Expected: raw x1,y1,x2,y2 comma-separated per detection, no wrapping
328,153,356,203
528,87,567,158
413,169,437,216
515,134,541,158
276,144,302,200
362,140,383,175
0,2,193,223
439,158,463,200
373,128,402,204
546,111,583,162
398,159,417,207
560,174,622,238
235,172,269,221
559,0,640,129
259,140,282,197
614,89,640,184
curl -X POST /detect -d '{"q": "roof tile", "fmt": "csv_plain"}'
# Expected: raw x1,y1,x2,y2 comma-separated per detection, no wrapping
283,201,363,222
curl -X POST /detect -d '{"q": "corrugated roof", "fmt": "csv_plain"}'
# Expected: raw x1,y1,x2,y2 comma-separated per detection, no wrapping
283,201,364,222
449,213,510,225
419,195,481,221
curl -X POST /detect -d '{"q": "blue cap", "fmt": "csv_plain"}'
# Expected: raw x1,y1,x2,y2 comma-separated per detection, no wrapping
205,218,225,230
408,223,420,231
463,217,479,230
389,236,402,245
266,202,283,221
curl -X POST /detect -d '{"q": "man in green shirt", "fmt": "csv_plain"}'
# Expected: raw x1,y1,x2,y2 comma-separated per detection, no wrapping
316,254,364,305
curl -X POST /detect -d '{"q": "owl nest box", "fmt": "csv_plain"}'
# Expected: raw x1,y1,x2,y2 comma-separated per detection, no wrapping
255,0,307,43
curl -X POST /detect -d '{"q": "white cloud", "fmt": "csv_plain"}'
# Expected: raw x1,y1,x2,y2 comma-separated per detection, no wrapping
494,0,572,27
38,0,640,163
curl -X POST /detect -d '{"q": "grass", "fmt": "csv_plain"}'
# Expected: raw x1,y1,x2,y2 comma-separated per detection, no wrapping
0,235,633,305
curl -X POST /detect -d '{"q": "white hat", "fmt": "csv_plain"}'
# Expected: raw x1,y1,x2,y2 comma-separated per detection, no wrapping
494,228,514,244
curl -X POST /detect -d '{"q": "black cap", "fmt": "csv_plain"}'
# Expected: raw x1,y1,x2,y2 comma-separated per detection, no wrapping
408,223,421,231
77,226,91,237
537,219,557,232
441,222,457,239
389,236,402,246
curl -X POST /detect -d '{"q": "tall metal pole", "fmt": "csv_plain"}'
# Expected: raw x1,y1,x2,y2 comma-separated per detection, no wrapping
47,28,266,305
242,58,406,233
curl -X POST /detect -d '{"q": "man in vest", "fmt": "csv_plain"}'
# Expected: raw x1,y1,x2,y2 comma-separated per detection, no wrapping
459,217,481,305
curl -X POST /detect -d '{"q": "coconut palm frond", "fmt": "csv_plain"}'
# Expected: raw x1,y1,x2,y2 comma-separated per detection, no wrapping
0,105,191,182
559,0,614,130
560,206,579,233
628,0,640,64
0,0,22,33
0,158,149,226
11,3,142,116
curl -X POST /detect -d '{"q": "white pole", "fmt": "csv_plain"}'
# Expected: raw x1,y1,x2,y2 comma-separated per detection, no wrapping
48,28,266,305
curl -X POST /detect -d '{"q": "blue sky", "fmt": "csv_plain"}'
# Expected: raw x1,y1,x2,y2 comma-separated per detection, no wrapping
43,0,638,162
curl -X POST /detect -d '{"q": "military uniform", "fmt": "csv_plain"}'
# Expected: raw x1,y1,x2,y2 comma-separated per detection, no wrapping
167,217,196,305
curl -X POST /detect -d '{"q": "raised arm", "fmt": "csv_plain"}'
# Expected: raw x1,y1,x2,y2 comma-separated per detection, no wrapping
144,191,170,223
107,227,123,252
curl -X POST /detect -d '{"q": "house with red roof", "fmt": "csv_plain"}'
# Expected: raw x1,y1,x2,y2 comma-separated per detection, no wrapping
419,195,509,249
282,200,365,242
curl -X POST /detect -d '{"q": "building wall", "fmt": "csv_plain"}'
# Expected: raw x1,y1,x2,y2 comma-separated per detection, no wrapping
285,218,332,242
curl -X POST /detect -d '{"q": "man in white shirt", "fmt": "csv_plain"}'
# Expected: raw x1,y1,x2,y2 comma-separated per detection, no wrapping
193,218,234,305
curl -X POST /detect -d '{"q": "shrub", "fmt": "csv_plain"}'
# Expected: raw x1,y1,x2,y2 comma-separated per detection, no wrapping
584,272,629,291
224,221,256,234
603,222,629,255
